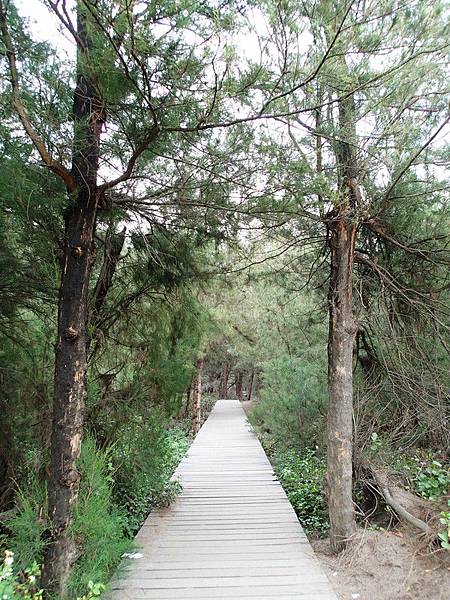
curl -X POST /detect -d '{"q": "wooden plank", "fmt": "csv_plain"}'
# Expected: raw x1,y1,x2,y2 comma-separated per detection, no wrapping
106,400,337,599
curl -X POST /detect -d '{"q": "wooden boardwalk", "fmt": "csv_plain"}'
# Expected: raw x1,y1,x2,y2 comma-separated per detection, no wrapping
108,400,337,599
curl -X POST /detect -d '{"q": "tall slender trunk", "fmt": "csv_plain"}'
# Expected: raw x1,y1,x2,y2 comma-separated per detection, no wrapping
219,363,229,399
192,357,204,435
88,227,125,356
42,5,104,594
326,77,359,552
327,214,357,552
247,370,255,402
184,383,192,418
315,82,324,214
91,228,126,327
235,370,243,401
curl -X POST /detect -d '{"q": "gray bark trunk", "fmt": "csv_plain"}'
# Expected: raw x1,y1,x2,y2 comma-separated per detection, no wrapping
327,214,358,552
192,357,204,435
219,363,229,399
235,370,243,401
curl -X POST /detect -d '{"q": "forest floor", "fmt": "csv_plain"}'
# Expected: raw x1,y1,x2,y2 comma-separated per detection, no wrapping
313,525,450,600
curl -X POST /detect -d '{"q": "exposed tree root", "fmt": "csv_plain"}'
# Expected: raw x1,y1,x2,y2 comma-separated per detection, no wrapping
361,461,435,537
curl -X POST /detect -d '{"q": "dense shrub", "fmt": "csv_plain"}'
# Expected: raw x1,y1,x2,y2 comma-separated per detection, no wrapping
68,437,131,597
2,437,129,597
0,551,42,600
273,449,329,534
112,417,189,536
3,426,189,598
0,551,105,599
250,354,327,449
5,478,47,572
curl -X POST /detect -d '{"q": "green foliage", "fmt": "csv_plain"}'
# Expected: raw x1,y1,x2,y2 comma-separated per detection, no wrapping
6,480,47,572
131,227,199,291
0,551,42,600
438,501,450,551
75,580,106,600
273,449,329,534
395,453,450,501
251,353,327,449
68,437,131,597
0,0,449,591
414,461,450,502
3,427,189,598
0,551,105,599
369,432,384,452
112,421,189,536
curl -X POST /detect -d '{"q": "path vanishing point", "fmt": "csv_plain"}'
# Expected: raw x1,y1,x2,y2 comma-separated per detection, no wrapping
108,400,338,599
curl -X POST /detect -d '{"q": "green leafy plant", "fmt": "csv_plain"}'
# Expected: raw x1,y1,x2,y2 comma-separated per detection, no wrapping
369,432,383,452
438,501,450,551
6,479,48,572
113,420,188,536
394,454,449,501
414,461,449,502
155,480,183,508
68,436,131,597
0,551,106,600
77,580,106,600
273,449,329,534
0,551,42,599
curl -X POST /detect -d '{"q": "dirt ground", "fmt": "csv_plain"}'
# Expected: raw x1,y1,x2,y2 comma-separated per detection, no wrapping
312,528,450,600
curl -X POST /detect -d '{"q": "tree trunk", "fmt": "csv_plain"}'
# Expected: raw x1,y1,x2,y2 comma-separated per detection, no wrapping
235,370,243,401
327,213,358,552
42,5,104,594
219,363,229,399
247,370,255,402
87,226,125,358
192,357,204,435
323,34,361,550
184,383,192,418
43,202,98,592
90,227,125,337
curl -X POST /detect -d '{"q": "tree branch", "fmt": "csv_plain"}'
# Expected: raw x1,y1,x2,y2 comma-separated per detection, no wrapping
377,115,450,214
0,0,76,192
99,125,160,192
364,219,450,262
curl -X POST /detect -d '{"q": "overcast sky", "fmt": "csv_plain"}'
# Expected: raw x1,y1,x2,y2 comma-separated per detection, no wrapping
16,0,75,57
14,0,269,62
